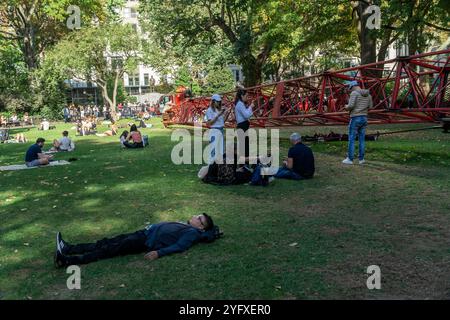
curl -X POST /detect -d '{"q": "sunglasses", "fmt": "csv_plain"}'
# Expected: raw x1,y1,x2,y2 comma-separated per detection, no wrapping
197,215,206,227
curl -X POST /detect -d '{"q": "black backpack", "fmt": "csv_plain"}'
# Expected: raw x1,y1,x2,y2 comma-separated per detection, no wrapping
202,162,236,186
202,226,224,243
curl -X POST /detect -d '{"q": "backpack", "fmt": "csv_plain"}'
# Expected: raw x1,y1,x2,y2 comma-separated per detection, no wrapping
202,225,224,243
142,135,149,147
216,163,236,185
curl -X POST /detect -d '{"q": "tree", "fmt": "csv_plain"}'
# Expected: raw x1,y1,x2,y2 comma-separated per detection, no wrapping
45,23,141,120
0,0,107,71
0,38,29,111
139,0,294,86
203,66,235,95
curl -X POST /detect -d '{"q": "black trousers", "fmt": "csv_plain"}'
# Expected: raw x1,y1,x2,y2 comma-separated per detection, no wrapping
237,120,250,158
65,230,148,265
124,141,144,148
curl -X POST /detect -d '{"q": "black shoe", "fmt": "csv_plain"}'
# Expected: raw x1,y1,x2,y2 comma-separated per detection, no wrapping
56,232,70,255
54,249,68,269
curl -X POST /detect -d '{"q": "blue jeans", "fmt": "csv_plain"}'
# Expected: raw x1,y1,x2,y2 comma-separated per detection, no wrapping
274,167,303,180
348,116,368,161
26,159,42,167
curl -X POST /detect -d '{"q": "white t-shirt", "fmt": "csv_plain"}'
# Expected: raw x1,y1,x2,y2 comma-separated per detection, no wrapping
205,107,225,128
42,121,50,131
59,136,72,150
235,100,253,124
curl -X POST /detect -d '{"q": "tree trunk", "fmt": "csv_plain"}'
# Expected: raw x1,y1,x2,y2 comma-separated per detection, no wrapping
353,1,377,76
99,83,117,121
23,35,38,69
240,54,262,87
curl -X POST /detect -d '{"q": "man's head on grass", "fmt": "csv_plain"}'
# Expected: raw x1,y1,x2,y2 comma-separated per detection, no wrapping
189,213,214,231
36,137,45,147
62,131,69,137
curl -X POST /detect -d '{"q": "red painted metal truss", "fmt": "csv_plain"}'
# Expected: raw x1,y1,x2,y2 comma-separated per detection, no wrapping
163,49,450,128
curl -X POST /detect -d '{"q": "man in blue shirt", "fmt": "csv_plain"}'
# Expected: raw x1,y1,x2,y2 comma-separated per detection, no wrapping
54,214,218,267
274,133,315,180
25,138,53,167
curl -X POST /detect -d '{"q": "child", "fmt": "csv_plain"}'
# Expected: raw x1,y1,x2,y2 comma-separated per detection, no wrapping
119,130,129,148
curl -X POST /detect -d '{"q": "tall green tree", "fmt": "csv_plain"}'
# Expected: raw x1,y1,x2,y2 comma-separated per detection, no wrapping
0,38,29,112
45,23,141,120
139,0,293,86
0,0,108,70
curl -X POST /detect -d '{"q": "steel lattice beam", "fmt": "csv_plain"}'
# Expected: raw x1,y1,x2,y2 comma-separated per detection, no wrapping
163,49,450,128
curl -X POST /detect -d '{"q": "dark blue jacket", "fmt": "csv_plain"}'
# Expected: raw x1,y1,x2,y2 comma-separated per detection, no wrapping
144,222,207,257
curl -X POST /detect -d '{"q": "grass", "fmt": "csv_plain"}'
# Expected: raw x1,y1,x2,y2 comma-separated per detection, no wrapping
0,119,449,300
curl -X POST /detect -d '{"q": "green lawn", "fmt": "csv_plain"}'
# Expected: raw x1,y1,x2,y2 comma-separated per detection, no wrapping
0,119,449,299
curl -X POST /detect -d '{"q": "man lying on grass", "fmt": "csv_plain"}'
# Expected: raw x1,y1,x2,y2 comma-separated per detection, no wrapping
54,214,219,267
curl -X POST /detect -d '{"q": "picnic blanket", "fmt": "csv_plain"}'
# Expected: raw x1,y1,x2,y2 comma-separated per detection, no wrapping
0,160,70,171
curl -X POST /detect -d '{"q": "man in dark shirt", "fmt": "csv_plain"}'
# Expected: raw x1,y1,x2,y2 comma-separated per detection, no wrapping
274,132,315,180
25,138,53,167
54,214,218,267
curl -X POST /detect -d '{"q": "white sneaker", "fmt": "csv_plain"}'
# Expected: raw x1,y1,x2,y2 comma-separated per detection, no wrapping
359,159,366,165
342,158,353,165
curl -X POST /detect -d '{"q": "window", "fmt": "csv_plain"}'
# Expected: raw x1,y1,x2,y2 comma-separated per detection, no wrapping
134,74,140,86
130,8,137,18
131,24,137,32
234,70,240,82
144,74,149,86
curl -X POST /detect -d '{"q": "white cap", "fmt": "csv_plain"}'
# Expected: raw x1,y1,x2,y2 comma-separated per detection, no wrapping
211,94,222,102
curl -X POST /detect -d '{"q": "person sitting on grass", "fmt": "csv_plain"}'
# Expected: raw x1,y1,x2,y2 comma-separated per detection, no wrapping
50,131,74,152
54,213,219,267
123,124,143,148
200,144,273,186
119,130,129,148
96,120,118,137
23,112,32,125
25,138,53,167
39,119,50,131
0,115,6,126
274,132,315,180
13,133,27,143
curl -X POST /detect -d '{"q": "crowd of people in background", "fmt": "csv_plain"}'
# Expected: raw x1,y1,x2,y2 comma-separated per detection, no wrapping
0,112,33,127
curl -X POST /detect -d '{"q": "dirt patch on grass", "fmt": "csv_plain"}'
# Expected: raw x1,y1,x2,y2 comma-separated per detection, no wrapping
318,251,450,299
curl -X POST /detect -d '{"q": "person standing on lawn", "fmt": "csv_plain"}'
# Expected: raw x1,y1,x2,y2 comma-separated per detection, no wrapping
342,81,373,165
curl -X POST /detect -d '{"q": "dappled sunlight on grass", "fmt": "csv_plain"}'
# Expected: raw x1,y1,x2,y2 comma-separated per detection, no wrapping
0,120,449,299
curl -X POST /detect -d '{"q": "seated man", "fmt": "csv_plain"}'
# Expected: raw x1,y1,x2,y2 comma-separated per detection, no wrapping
275,132,315,180
54,214,219,267
23,113,33,125
51,131,74,152
40,119,50,131
25,138,53,167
